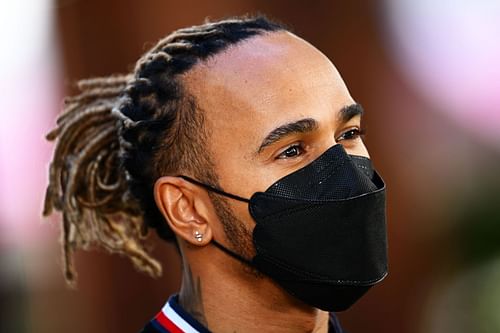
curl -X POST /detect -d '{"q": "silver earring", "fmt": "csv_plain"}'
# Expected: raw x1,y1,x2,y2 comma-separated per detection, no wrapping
194,231,203,242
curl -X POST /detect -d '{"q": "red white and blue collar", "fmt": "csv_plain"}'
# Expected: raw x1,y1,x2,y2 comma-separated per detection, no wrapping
150,295,211,333
145,294,344,333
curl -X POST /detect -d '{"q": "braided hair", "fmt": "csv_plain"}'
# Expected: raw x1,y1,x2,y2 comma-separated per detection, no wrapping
43,16,284,284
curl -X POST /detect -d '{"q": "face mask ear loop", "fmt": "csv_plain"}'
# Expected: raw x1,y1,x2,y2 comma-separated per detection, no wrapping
177,175,253,265
211,239,254,266
178,175,250,203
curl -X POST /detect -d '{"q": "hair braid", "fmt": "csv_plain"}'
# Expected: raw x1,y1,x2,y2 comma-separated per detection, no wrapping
44,15,284,284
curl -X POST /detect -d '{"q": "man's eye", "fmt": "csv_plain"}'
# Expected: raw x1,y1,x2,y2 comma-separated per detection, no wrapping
277,144,303,159
337,128,365,141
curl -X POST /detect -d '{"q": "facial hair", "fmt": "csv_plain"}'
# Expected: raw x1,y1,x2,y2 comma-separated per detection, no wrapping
207,191,263,278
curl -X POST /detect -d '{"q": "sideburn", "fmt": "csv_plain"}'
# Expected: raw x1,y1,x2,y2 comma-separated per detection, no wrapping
207,190,263,278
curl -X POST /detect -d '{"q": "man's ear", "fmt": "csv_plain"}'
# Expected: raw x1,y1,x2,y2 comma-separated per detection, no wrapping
154,176,213,246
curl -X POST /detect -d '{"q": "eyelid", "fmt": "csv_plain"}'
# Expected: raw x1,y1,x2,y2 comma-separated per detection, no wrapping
274,142,305,160
335,126,365,141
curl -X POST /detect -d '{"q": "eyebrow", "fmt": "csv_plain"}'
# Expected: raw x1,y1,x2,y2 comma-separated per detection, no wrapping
256,103,364,154
339,103,364,123
257,118,318,153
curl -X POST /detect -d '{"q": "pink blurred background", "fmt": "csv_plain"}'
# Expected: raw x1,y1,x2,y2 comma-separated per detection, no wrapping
1,1,499,332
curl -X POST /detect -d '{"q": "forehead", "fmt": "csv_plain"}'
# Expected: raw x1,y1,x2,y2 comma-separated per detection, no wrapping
184,31,350,111
182,31,353,168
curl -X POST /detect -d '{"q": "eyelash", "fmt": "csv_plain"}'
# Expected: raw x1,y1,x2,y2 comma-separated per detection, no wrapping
276,143,305,159
275,128,366,160
336,127,366,142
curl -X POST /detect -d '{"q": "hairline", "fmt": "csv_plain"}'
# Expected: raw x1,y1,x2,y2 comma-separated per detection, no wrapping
169,30,287,183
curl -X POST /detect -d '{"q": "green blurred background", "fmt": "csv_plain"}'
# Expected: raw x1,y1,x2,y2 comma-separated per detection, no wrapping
1,1,499,332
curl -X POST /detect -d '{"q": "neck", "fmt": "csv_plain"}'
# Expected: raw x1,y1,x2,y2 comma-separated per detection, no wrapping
178,247,329,333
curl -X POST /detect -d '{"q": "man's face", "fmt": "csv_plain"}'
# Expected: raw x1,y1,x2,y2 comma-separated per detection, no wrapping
184,31,368,254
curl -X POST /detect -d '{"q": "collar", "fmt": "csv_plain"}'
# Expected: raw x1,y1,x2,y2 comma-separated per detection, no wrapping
151,295,211,333
149,294,343,333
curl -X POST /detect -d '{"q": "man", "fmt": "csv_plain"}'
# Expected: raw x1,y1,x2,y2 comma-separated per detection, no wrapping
44,16,387,333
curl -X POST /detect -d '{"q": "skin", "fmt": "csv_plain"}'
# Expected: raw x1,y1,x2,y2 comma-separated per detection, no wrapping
154,31,369,333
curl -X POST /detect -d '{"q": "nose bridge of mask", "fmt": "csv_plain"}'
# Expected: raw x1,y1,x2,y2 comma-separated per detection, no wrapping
261,144,378,201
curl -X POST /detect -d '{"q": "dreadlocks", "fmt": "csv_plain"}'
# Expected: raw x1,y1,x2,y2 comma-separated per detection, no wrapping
43,15,284,284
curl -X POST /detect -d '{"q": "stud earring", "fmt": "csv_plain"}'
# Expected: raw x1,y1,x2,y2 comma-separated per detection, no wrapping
194,231,203,242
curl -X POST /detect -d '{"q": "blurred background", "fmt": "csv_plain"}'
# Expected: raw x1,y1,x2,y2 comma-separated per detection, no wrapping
1,0,499,332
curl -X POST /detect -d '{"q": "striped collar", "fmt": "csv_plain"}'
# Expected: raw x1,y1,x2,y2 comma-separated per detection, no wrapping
150,295,210,333
146,294,344,333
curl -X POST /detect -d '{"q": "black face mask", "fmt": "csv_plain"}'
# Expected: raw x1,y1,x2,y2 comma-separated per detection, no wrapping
180,144,387,312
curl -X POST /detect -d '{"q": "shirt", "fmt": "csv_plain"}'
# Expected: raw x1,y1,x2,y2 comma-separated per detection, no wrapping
139,295,345,333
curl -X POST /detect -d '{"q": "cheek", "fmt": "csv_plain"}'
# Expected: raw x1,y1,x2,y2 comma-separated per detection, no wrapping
212,143,277,199
342,140,370,158
231,200,257,230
